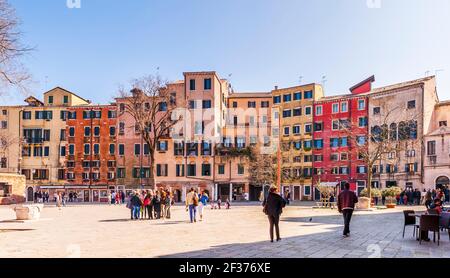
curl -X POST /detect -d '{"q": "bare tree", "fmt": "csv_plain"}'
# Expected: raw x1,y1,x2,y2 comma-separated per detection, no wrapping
118,74,181,189
341,105,421,202
249,148,276,190
0,129,17,157
0,0,32,94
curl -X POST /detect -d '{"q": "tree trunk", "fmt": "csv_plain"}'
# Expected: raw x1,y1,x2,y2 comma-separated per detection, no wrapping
149,151,156,190
367,173,372,209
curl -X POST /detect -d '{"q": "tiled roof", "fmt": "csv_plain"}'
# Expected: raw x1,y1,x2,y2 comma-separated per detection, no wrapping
229,92,271,98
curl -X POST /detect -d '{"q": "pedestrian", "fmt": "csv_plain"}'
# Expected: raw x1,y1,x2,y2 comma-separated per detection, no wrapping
337,182,358,238
147,190,154,219
143,192,151,220
140,191,146,220
198,191,209,221
225,198,230,209
262,186,286,243
403,193,408,206
121,191,125,204
34,191,38,203
381,194,386,206
217,198,222,209
115,191,120,204
56,192,62,210
185,188,199,223
62,192,66,207
130,191,142,220
165,191,172,219
107,192,112,205
285,190,291,205
153,191,162,219
111,191,116,205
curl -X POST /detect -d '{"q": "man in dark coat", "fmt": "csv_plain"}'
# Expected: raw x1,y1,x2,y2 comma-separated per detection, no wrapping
262,186,287,242
337,182,358,237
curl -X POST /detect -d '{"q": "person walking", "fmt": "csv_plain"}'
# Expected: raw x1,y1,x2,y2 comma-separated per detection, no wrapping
337,182,358,238
107,192,112,205
56,192,62,210
185,188,199,223
262,186,286,243
161,191,167,220
198,191,209,221
217,198,222,210
143,192,151,220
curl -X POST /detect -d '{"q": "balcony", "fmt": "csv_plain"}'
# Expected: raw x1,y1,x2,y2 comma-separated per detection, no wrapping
24,138,43,144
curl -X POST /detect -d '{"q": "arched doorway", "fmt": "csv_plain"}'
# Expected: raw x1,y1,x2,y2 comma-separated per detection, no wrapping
436,176,450,189
27,187,34,202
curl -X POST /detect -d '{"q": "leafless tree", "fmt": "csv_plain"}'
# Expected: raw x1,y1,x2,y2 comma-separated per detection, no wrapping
341,105,421,201
118,74,182,189
0,129,17,156
249,148,277,189
0,0,32,94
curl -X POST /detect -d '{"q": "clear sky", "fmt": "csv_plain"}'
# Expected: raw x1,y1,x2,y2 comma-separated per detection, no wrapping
2,0,450,105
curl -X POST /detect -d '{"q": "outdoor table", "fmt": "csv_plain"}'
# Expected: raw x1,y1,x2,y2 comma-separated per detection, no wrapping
408,213,427,241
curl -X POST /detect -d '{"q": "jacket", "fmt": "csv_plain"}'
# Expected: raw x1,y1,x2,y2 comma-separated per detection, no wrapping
185,191,198,206
337,189,358,212
263,192,286,217
130,195,142,207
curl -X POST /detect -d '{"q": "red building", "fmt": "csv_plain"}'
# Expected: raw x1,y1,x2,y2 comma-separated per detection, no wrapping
312,77,374,199
66,105,118,202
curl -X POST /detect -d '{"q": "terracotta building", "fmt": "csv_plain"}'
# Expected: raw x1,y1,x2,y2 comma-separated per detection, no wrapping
66,104,118,202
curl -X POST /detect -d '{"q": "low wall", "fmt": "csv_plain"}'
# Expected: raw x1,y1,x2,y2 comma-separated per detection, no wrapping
0,173,26,205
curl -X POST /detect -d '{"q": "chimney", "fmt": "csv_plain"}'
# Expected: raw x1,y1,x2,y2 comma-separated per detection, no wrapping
274,86,278,90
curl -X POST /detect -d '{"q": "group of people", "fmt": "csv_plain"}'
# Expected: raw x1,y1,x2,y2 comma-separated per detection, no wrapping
127,189,173,220
185,188,210,223
107,191,126,205
397,187,448,206
33,191,50,203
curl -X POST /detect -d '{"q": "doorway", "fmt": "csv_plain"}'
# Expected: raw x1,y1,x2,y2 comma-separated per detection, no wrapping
83,190,90,202
27,187,34,202
93,190,99,202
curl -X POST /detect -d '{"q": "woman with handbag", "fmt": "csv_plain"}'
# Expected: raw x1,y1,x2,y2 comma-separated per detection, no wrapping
262,186,286,243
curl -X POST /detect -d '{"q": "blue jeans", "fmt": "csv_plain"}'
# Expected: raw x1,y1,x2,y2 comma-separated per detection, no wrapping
189,205,197,223
132,206,140,219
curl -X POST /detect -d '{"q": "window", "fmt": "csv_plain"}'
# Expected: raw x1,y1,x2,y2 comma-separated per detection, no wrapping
203,100,212,109
341,102,348,112
84,127,91,137
427,141,436,156
283,110,292,118
48,96,53,104
194,121,204,135
60,111,68,121
330,153,339,161
305,106,312,116
340,153,348,161
315,105,323,116
117,168,126,179
84,144,90,155
273,96,281,104
23,111,31,120
67,172,75,180
157,141,168,152
304,124,312,133
283,126,290,136
261,101,269,108
0,157,6,168
60,146,66,156
357,166,367,174
159,102,167,112
359,117,368,127
357,136,366,146
340,137,348,147
303,140,312,149
218,164,225,175
134,144,141,155
69,144,75,155
293,92,302,100
190,79,196,91
439,121,448,127
108,110,117,119
94,126,100,137
407,100,416,109
304,91,313,99
187,142,198,156
314,122,323,132
406,149,416,157
248,101,256,108
35,111,52,120
293,125,301,135
304,155,313,162
109,126,116,136
330,138,339,148
189,100,197,110
232,102,238,108
174,142,184,156
332,103,339,113
373,107,380,115
304,186,311,196
187,164,196,176
118,144,125,155
201,141,211,155
314,139,323,149
283,94,292,102
339,167,349,175
314,155,323,162
34,146,43,157
204,78,212,90
176,164,185,177
1,109,6,115
405,163,418,173
68,111,77,120
109,144,115,155
93,144,100,155
156,164,168,177
238,164,245,175
63,95,69,104
293,107,302,117
293,141,302,150
236,137,246,148
202,164,211,176
358,99,365,110
0,121,6,129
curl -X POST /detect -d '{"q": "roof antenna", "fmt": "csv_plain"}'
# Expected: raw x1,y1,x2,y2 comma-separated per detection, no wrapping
299,76,303,85
425,70,430,77
321,75,327,89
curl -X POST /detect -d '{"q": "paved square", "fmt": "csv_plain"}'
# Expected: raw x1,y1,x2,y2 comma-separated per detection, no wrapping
0,203,449,258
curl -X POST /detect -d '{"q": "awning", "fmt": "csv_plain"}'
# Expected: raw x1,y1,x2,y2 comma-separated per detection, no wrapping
317,182,339,187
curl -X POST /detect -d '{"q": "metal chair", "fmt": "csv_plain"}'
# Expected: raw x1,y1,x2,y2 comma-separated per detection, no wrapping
419,214,440,245
402,210,419,238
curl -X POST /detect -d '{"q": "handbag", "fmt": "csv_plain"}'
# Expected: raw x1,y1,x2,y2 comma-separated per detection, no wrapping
193,195,199,207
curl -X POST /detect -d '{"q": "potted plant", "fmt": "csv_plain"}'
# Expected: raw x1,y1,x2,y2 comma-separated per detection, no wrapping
359,188,382,206
382,187,402,208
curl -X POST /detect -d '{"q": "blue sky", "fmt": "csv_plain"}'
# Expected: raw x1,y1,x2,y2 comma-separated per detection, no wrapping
2,0,450,105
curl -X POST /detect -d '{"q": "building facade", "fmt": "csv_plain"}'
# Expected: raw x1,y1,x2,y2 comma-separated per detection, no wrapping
424,100,450,189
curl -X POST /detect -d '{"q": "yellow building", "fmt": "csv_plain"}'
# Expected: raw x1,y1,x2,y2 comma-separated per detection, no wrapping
272,84,323,200
0,87,90,201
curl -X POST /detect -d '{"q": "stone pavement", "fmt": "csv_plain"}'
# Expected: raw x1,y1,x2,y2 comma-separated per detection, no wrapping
0,203,449,258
